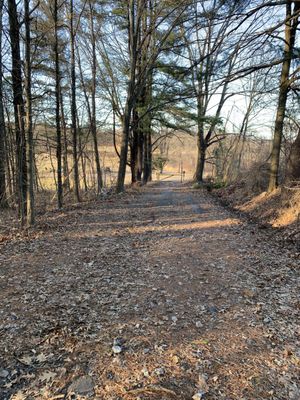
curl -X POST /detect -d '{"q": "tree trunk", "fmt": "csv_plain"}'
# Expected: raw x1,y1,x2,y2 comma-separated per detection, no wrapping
60,92,70,191
130,109,139,183
195,144,206,183
25,0,35,225
268,1,299,191
54,0,63,208
4,109,14,198
0,0,6,207
194,96,206,182
8,0,27,224
70,0,80,201
142,72,153,184
136,128,143,182
134,92,145,183
78,133,88,192
116,0,139,192
143,128,152,183
89,2,103,194
287,127,300,181
116,107,131,192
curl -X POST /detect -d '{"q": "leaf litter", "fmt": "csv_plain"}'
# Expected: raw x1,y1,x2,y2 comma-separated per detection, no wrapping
0,182,299,399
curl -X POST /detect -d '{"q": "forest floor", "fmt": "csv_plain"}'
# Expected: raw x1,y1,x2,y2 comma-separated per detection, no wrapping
0,181,299,400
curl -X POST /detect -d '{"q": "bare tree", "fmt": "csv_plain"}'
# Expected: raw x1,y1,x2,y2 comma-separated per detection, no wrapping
25,0,35,225
268,0,300,191
53,0,63,208
0,0,6,206
116,0,189,192
70,0,80,201
8,0,27,224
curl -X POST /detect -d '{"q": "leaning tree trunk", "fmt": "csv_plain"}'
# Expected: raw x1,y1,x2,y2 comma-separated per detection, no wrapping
8,0,27,224
268,1,299,191
0,0,6,207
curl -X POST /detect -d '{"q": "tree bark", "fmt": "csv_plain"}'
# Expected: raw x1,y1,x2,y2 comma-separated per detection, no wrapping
60,91,70,191
143,74,153,184
117,107,132,192
25,0,35,225
8,0,27,224
130,107,144,184
70,0,80,201
287,126,300,181
194,95,206,183
143,128,152,183
54,0,63,208
116,0,139,192
0,0,6,207
89,1,103,194
268,1,299,191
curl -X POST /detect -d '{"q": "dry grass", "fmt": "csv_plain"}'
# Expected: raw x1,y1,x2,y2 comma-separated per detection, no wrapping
215,180,300,252
230,187,300,228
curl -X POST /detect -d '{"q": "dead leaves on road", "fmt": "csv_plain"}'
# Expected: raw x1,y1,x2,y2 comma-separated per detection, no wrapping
0,183,299,399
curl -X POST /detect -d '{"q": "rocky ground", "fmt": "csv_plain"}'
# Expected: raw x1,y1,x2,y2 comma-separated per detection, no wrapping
0,182,299,400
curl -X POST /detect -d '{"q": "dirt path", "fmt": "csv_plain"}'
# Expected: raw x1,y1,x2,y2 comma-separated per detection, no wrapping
0,182,299,400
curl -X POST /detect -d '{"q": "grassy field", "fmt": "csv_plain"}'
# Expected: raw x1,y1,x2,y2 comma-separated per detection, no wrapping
35,133,199,192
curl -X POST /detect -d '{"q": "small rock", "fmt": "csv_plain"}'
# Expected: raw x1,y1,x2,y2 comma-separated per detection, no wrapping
154,367,165,376
112,337,124,354
113,337,124,346
112,345,122,354
0,369,9,378
106,371,115,380
208,306,218,314
171,316,178,323
195,321,203,328
141,367,149,377
289,383,300,399
192,392,205,400
243,289,256,298
68,375,95,397
197,374,209,394
172,355,179,364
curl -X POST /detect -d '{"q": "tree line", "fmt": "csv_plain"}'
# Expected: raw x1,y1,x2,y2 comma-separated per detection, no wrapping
0,0,299,226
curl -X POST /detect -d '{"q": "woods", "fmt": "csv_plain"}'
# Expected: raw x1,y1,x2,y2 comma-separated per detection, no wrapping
0,0,299,225
1,2,300,399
